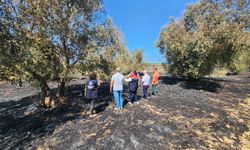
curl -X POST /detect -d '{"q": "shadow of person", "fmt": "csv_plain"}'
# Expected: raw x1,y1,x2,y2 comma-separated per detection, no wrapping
94,102,109,114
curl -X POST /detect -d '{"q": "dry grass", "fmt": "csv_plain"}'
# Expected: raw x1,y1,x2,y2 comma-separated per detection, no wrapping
1,72,249,149
0,81,7,85
209,69,228,78
240,96,250,150
138,94,250,149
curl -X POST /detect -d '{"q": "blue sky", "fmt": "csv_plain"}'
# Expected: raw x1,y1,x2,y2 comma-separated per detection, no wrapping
103,0,197,63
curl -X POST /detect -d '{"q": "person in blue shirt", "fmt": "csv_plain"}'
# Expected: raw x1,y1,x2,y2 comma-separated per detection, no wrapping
85,72,100,116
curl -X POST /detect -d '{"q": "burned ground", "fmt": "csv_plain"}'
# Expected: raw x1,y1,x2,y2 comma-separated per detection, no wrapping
0,73,249,150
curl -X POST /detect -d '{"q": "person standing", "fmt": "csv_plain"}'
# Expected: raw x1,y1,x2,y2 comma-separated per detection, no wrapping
85,72,100,116
110,68,124,111
141,69,151,100
127,70,139,105
152,68,159,96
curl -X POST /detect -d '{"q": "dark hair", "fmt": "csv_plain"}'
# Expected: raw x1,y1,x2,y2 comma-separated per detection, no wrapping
131,69,136,73
154,68,158,71
89,72,97,80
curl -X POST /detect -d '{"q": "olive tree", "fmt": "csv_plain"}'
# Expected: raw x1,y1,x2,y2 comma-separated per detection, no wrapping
156,0,250,78
0,0,104,105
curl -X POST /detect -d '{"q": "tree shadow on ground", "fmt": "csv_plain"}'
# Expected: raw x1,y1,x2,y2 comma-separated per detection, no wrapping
161,76,222,93
0,82,112,150
0,96,84,149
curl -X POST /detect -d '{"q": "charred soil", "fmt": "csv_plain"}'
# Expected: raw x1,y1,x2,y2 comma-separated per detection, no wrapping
0,73,249,150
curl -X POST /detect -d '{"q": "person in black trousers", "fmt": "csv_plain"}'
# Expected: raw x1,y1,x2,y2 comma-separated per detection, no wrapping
85,72,100,116
126,70,139,105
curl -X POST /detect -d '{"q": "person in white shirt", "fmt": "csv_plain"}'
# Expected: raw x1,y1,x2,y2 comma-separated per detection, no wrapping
110,68,125,111
141,70,151,100
110,68,138,111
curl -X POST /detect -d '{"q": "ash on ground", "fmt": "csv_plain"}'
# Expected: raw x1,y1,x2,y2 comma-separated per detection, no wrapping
0,73,249,150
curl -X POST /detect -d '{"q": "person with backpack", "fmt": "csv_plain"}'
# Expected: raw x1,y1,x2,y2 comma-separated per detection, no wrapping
141,69,151,100
152,68,159,96
85,72,100,116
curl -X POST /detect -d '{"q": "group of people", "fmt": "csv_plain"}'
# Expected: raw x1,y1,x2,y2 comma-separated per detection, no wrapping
84,68,159,115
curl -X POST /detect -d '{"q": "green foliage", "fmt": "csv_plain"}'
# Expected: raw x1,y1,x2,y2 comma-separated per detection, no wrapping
132,49,143,64
76,17,131,79
156,0,250,78
131,49,145,71
0,0,131,86
229,48,250,74
0,0,119,101
245,48,250,68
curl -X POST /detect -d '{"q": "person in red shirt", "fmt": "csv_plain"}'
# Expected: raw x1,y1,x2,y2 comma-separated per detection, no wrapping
152,68,159,96
126,69,139,105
